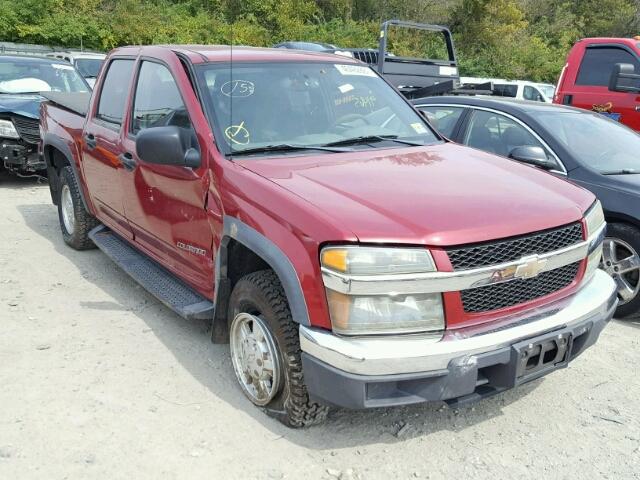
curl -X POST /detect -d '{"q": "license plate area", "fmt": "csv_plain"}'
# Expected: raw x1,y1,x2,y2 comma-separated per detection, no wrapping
513,332,571,384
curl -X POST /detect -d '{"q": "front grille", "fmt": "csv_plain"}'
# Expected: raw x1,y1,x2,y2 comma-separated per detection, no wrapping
461,262,580,313
447,223,583,270
12,117,40,144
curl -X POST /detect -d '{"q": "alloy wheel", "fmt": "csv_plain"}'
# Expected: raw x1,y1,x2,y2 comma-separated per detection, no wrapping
602,237,640,305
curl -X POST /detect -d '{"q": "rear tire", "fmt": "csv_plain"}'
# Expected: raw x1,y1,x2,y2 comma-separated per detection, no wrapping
602,223,640,318
57,166,99,250
228,270,329,427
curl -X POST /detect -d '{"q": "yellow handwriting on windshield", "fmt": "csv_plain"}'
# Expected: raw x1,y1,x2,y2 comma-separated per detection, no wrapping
225,121,250,145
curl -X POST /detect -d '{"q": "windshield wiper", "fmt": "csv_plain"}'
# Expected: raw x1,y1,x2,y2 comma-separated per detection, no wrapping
231,143,352,156
322,135,425,148
601,168,639,175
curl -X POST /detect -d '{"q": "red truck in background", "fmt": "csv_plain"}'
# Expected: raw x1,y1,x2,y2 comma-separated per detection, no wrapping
40,45,616,427
555,37,640,130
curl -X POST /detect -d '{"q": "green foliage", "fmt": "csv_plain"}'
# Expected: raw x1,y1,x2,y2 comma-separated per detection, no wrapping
0,0,639,83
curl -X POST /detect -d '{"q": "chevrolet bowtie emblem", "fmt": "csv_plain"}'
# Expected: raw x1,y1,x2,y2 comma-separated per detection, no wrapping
514,255,547,279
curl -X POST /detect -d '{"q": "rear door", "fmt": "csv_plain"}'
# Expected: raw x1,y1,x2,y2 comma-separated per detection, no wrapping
81,58,135,237
119,57,213,292
564,44,640,131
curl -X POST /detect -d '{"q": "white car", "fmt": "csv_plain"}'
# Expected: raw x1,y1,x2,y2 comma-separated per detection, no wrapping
460,77,556,103
46,51,106,88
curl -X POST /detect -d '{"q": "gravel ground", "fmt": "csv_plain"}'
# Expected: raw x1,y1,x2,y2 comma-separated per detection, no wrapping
1,173,639,480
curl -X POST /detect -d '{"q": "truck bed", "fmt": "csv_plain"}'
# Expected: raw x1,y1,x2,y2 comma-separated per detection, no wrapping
41,92,91,117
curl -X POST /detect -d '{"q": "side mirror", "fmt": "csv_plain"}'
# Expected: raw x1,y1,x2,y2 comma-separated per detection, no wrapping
135,126,201,168
509,146,556,170
609,63,640,93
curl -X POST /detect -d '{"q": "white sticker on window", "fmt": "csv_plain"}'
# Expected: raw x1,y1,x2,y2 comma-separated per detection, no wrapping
411,122,428,134
338,83,354,93
335,64,377,77
52,63,75,70
439,66,458,76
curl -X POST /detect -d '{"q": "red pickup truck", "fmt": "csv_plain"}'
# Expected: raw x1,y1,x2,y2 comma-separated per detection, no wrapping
555,37,640,131
40,45,616,427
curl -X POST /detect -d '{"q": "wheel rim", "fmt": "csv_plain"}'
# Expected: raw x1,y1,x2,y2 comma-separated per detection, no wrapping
230,313,281,406
602,237,640,306
61,184,75,234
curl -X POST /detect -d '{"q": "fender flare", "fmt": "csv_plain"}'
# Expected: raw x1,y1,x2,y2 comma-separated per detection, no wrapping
42,133,89,211
215,216,311,327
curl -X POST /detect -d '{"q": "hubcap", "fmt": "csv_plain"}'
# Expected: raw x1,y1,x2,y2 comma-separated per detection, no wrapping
602,237,640,305
61,184,75,234
230,313,281,406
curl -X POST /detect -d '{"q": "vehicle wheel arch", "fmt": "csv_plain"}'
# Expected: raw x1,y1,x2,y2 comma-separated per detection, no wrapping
42,134,89,211
211,216,311,343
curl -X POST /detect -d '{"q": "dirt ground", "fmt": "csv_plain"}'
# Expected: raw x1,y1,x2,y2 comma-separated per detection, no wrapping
1,172,639,480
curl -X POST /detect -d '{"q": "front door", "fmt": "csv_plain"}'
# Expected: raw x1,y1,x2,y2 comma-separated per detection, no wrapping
567,45,640,132
120,58,213,294
81,58,135,237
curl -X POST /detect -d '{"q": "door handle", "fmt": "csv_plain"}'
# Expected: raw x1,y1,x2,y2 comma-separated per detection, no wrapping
118,152,137,171
84,133,97,149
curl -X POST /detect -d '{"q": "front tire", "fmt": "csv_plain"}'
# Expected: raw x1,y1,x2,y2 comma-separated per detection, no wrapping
228,270,329,427
57,166,99,250
602,223,640,318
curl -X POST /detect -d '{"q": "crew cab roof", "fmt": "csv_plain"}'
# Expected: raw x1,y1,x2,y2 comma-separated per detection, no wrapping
108,45,363,64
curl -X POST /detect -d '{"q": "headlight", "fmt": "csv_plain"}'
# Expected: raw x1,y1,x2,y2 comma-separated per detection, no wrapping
321,246,436,275
321,246,445,335
584,200,606,282
585,200,605,242
0,119,19,139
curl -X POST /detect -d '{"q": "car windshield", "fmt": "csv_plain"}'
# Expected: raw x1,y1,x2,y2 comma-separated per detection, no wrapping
197,62,440,156
534,111,640,173
0,59,89,94
75,58,103,78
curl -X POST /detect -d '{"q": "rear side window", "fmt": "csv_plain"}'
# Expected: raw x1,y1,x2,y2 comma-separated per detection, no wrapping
492,84,517,98
96,59,134,126
576,47,640,86
419,106,464,138
131,61,191,135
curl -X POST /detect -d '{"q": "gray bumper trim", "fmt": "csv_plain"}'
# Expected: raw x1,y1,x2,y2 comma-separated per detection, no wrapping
302,278,616,409
300,269,617,376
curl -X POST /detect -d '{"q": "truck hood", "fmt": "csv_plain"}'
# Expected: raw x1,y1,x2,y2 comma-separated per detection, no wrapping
236,143,594,246
0,93,43,119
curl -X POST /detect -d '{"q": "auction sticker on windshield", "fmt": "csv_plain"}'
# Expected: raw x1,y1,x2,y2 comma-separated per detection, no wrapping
335,64,377,77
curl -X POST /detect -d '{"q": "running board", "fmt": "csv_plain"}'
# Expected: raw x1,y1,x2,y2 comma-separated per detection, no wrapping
89,226,214,321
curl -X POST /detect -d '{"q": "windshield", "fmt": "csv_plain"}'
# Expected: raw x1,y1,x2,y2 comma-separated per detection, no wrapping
75,58,103,78
0,59,89,94
197,62,440,156
538,84,555,99
534,111,640,173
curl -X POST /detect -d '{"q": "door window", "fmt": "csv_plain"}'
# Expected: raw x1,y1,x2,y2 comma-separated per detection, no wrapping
131,61,191,135
576,46,640,87
523,85,544,102
492,84,517,98
96,59,134,127
463,109,546,158
418,106,464,138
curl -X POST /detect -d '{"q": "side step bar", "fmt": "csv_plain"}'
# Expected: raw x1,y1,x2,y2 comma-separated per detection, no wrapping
89,225,214,321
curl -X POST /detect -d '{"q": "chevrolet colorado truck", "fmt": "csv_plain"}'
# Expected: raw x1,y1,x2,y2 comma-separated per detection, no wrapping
40,45,616,427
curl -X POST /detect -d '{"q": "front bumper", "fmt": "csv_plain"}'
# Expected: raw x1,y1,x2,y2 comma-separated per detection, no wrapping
300,269,617,409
